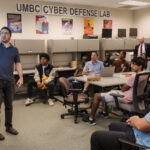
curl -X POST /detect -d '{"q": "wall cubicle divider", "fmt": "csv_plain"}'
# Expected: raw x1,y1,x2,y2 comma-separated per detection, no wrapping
13,39,46,70
47,39,99,67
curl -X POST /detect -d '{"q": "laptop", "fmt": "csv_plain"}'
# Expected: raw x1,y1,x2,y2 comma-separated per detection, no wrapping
100,67,115,77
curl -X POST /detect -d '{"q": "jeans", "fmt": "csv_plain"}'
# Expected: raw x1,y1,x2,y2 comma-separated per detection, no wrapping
67,76,74,89
27,80,55,99
91,122,136,150
0,80,15,128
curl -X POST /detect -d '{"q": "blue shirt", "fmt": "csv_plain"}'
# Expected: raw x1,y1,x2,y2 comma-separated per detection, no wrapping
133,112,150,147
83,60,104,76
0,43,20,81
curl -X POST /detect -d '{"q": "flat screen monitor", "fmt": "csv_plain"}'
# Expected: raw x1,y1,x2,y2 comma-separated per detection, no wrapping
130,28,137,37
118,29,126,38
102,29,112,38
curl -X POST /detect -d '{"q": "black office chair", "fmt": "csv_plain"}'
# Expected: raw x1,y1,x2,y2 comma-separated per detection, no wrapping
119,138,150,150
59,77,89,124
108,72,150,119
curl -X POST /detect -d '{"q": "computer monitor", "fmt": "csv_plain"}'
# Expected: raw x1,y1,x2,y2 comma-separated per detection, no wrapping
130,28,137,37
102,29,112,38
118,29,126,38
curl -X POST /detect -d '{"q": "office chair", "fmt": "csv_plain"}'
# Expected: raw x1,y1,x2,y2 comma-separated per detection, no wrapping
59,77,89,124
108,72,150,119
119,138,150,150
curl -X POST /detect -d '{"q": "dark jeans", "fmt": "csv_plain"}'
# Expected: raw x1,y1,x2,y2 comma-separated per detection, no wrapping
27,80,55,99
91,122,136,150
0,80,15,129
67,76,74,89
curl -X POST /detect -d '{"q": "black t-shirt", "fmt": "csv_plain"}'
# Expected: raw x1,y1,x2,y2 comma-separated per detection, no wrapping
103,59,113,67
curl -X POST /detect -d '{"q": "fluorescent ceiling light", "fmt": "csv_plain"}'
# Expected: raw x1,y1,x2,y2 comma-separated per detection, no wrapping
119,0,150,6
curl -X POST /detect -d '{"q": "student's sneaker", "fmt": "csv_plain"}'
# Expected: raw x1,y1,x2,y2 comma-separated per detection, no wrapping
48,99,54,106
82,116,96,125
25,98,34,106
0,133,5,141
98,111,109,118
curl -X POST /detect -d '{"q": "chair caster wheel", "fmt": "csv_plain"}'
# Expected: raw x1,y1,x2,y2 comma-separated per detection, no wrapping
61,115,64,119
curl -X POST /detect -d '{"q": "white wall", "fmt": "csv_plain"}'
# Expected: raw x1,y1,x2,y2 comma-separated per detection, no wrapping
133,8,150,38
0,0,134,40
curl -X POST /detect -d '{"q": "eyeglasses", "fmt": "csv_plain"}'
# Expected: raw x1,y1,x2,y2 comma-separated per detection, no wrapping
0,32,10,35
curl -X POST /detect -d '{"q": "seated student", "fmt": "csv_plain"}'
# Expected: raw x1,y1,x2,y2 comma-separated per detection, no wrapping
83,57,145,125
67,55,88,89
91,112,150,150
25,53,56,106
82,51,104,93
113,51,129,73
82,51,104,76
103,52,113,67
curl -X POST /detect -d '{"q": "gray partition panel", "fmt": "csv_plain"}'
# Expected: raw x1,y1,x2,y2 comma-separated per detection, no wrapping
48,40,77,53
124,39,139,50
19,55,38,69
52,53,73,66
100,39,124,50
144,38,150,43
15,39,45,54
77,39,99,52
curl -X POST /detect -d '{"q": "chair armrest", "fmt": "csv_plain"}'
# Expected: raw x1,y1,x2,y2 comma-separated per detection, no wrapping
118,138,150,149
110,93,124,98
69,89,82,93
109,93,124,109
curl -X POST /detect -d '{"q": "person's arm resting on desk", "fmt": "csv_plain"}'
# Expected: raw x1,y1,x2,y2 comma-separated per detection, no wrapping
15,62,23,88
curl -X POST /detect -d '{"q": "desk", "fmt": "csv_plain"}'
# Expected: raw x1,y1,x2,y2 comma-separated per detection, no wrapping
14,69,35,75
55,67,76,71
74,72,135,88
13,67,76,75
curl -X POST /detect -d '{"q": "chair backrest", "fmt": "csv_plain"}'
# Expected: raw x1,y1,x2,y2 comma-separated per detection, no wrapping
133,72,150,114
59,77,70,97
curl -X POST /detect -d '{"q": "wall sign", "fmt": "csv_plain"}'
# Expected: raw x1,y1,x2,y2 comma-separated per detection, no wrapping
16,3,111,18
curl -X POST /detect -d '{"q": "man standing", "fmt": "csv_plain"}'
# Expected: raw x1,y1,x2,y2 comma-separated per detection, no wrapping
134,37,149,59
0,27,23,140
